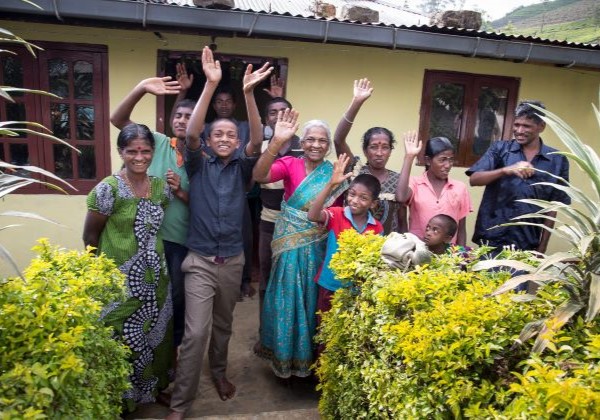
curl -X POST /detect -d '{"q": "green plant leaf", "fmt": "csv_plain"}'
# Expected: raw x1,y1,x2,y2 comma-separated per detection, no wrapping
0,242,24,279
0,164,76,190
532,301,584,353
0,211,61,225
535,252,579,273
472,259,536,273
514,320,546,347
511,294,538,302
585,273,600,322
0,87,15,102
0,123,79,153
489,273,555,297
2,87,62,99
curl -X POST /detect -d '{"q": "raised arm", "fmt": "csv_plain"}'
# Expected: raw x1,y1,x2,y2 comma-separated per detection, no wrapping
187,46,221,150
308,153,352,223
252,108,299,183
263,74,285,98
110,77,181,129
395,131,422,203
243,62,274,156
333,78,373,158
469,161,534,186
168,62,194,125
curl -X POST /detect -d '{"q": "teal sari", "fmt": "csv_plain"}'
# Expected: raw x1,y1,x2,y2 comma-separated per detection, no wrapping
259,159,346,378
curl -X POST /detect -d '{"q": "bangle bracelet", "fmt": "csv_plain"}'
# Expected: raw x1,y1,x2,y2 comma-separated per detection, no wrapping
342,113,354,124
266,146,278,157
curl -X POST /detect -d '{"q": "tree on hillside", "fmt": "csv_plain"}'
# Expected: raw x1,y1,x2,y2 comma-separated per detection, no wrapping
502,21,516,35
540,0,549,33
419,0,465,15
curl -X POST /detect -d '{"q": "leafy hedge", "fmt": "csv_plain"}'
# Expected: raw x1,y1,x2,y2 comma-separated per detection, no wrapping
0,240,131,418
315,230,596,419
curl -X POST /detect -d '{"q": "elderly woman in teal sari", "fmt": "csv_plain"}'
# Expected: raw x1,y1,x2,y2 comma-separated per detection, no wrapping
253,109,347,378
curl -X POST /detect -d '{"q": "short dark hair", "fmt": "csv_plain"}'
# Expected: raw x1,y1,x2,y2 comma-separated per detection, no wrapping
351,173,381,200
425,136,454,158
264,97,292,116
174,99,196,111
362,127,395,150
207,118,238,136
212,85,236,104
117,123,154,150
431,214,457,238
515,100,545,124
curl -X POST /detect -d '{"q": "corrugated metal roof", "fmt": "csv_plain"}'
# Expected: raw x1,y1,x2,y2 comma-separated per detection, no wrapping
163,0,598,48
170,0,428,26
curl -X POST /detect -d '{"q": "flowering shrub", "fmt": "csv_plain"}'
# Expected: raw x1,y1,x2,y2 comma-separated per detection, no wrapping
316,230,553,418
0,240,130,418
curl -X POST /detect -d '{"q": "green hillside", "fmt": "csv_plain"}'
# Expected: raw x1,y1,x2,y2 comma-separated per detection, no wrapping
491,0,600,44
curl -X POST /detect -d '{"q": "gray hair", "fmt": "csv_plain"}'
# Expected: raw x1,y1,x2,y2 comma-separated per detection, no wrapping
300,119,332,154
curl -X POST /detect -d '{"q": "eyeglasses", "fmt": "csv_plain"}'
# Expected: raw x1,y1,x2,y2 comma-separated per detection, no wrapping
303,137,329,146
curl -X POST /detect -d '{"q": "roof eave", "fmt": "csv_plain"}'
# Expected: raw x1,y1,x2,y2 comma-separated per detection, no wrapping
2,0,599,70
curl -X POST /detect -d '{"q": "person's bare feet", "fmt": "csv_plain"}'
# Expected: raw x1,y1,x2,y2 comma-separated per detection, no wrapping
213,376,236,401
165,410,184,420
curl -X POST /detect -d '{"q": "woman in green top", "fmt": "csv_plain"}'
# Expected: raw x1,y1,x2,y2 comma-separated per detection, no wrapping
83,123,177,411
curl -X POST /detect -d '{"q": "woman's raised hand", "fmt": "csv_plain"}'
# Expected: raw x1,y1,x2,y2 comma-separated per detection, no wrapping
353,78,373,104
243,62,274,93
201,46,221,83
403,130,422,158
272,108,299,144
330,153,353,186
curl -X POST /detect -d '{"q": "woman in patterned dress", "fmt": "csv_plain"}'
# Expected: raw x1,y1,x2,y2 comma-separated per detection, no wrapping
83,123,176,411
334,78,405,234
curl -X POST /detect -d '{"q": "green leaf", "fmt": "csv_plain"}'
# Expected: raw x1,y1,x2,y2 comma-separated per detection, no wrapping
2,87,62,99
514,320,545,346
532,301,584,353
0,211,62,225
472,259,536,273
0,243,24,279
489,273,554,297
0,164,76,190
585,273,600,322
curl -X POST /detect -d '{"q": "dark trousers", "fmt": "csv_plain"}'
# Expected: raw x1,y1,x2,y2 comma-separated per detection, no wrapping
164,240,189,347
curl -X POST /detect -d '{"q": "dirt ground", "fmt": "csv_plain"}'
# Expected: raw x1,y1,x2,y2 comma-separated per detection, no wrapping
128,282,320,419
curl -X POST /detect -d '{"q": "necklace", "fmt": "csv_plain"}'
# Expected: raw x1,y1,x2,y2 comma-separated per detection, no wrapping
120,170,150,199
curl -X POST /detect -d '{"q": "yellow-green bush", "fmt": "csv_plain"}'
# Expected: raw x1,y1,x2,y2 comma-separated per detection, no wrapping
316,230,554,419
0,240,130,419
500,320,600,419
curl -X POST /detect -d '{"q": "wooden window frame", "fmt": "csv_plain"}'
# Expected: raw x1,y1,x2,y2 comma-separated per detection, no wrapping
156,49,289,134
0,41,110,194
418,70,520,167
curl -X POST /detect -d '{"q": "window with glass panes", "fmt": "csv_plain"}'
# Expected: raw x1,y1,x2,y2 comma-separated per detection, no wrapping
418,70,520,167
0,42,109,194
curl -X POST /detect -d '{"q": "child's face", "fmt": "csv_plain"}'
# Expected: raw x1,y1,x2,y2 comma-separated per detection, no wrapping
423,218,452,247
171,106,193,140
347,183,376,217
206,119,240,159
